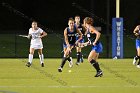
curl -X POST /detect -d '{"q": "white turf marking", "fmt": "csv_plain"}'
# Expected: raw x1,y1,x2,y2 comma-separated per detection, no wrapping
0,85,139,88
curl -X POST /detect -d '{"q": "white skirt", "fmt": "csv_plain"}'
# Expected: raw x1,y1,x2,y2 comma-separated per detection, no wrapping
30,44,43,49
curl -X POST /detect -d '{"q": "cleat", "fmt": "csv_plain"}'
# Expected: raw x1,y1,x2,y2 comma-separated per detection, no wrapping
133,57,137,65
94,70,103,77
58,67,63,72
136,65,140,68
76,62,80,65
41,63,44,67
26,62,31,67
69,57,73,68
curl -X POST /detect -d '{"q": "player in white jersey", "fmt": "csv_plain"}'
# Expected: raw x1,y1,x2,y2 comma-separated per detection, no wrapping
26,21,47,67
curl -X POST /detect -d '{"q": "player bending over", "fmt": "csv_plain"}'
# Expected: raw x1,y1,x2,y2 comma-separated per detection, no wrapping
58,18,82,72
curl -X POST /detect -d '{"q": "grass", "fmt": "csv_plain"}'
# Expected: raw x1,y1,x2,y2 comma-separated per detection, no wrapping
0,58,139,93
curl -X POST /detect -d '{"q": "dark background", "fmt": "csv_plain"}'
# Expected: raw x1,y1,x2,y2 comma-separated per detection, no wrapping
0,0,140,34
0,0,139,58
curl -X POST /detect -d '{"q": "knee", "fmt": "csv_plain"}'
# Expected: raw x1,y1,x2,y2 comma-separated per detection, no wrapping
30,50,34,55
88,56,96,63
88,56,92,62
30,52,34,55
89,59,96,64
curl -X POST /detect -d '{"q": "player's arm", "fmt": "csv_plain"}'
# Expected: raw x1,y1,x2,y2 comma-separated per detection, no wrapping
40,31,47,38
76,28,83,43
64,28,70,47
91,26,101,46
133,25,140,36
27,29,32,39
82,24,88,35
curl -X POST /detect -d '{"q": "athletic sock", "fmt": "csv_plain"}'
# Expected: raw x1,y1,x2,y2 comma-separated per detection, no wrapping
77,52,81,62
137,56,140,65
135,55,139,60
28,54,33,64
67,57,71,62
90,59,101,72
39,54,44,64
60,57,67,68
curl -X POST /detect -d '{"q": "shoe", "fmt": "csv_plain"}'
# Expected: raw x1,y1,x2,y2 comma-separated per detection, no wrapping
58,67,63,72
41,63,44,67
26,62,31,67
94,70,103,77
133,57,137,65
76,62,80,65
69,57,73,68
136,65,140,68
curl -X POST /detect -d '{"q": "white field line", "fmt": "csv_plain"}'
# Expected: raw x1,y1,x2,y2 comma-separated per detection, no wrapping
0,85,139,88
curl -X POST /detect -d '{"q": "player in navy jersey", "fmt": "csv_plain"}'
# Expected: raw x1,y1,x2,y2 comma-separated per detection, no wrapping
83,17,103,77
132,25,140,68
75,15,86,65
58,18,83,72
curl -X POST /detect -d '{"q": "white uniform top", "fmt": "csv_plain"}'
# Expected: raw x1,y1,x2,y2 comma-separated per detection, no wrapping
29,28,43,49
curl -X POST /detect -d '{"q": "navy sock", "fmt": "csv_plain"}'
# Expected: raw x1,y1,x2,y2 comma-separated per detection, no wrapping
77,52,81,62
60,57,67,68
90,59,101,72
67,57,71,62
135,55,139,60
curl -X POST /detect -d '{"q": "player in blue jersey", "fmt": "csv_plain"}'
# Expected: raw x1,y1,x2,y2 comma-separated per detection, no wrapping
74,15,86,65
58,18,83,72
132,25,140,68
83,17,103,77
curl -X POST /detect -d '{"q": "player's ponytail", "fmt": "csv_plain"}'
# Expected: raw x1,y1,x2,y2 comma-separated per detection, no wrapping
84,17,93,25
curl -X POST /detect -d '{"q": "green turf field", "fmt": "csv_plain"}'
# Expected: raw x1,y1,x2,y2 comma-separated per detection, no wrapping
0,58,139,93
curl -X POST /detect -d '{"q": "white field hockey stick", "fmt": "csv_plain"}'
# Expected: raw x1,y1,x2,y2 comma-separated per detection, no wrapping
18,35,33,39
76,42,89,48
18,35,29,38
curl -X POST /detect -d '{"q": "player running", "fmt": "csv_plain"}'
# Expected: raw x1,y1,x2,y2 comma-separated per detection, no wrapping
74,15,86,65
26,21,47,67
83,17,103,77
58,18,82,72
132,25,140,68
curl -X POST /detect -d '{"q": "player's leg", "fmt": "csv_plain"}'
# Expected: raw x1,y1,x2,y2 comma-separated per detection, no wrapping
58,46,67,72
26,48,35,67
136,47,140,68
133,55,139,65
88,43,103,77
67,46,73,68
88,51,102,77
58,45,73,72
76,47,81,65
38,49,44,67
80,38,84,63
133,39,140,65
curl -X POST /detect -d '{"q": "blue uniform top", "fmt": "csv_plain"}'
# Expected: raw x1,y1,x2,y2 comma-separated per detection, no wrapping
64,26,77,45
86,28,103,53
86,29,100,45
75,23,85,43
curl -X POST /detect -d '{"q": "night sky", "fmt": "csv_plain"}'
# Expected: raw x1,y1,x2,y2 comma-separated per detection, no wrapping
0,0,140,34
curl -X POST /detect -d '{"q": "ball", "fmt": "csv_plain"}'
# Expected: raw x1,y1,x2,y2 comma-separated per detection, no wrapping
68,70,71,72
